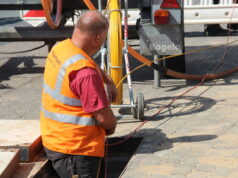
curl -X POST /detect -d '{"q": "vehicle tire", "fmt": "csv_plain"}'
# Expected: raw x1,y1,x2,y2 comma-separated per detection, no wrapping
131,107,137,119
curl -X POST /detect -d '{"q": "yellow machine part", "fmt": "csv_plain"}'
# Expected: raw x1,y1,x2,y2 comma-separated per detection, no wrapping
108,0,123,104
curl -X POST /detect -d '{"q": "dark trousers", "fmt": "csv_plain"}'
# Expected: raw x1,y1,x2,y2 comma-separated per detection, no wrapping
44,147,104,178
51,155,105,178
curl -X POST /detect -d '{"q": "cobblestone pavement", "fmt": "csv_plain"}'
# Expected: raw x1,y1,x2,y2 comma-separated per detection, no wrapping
114,34,238,177
116,76,238,178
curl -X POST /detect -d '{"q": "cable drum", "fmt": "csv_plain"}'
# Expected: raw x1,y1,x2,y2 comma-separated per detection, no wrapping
41,0,62,29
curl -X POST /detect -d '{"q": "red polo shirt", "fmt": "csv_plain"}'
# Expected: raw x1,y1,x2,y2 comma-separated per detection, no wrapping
69,67,109,113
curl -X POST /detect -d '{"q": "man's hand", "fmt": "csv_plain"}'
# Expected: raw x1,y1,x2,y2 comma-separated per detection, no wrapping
96,66,118,103
106,127,116,136
93,107,117,136
106,82,118,103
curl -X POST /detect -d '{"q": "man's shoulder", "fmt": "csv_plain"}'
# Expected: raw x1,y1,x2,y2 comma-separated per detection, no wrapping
77,67,99,78
51,39,71,51
69,67,98,82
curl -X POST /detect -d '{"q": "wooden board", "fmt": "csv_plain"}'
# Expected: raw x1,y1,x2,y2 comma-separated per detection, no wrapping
0,149,19,178
12,151,59,178
0,120,42,162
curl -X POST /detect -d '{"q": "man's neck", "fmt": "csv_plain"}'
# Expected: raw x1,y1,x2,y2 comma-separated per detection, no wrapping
71,39,92,55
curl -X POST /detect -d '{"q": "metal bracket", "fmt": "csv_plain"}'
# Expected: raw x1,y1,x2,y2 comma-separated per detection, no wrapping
108,63,124,69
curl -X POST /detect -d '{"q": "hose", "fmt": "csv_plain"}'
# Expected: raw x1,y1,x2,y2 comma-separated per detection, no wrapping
126,40,238,81
41,0,62,29
41,0,96,29
116,49,238,86
166,67,238,80
83,0,97,10
128,46,153,66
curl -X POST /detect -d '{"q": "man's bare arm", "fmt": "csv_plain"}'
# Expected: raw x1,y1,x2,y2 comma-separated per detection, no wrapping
96,66,118,103
93,107,117,135
96,66,114,84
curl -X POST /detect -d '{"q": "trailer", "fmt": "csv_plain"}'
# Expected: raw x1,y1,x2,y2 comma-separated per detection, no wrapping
184,0,238,24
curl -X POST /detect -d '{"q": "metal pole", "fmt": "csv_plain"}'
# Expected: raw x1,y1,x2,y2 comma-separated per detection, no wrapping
98,0,102,11
124,0,128,50
98,0,106,70
124,0,135,105
154,55,161,88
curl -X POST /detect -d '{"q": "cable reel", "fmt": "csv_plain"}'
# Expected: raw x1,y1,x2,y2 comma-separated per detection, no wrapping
41,0,62,29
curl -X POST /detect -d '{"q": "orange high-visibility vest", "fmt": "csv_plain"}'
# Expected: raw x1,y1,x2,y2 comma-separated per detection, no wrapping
40,39,105,157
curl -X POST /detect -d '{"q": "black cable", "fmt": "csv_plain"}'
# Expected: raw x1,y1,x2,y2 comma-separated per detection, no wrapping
0,43,47,54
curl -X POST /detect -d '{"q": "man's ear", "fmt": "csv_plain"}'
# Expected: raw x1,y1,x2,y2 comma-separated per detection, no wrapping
95,34,100,44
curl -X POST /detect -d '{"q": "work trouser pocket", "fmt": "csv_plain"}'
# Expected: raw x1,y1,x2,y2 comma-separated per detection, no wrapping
52,156,74,178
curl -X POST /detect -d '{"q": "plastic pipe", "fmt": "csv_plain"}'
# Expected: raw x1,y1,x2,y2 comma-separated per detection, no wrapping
83,0,96,10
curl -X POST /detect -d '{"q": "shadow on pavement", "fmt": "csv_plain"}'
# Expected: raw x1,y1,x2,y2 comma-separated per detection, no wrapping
0,17,21,26
0,56,45,87
135,128,217,154
117,95,216,123
145,95,217,119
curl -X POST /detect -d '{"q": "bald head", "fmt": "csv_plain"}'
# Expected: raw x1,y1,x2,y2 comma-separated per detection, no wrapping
75,11,109,35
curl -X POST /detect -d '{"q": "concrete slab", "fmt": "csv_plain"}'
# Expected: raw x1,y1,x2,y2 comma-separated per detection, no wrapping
0,120,42,162
0,149,19,178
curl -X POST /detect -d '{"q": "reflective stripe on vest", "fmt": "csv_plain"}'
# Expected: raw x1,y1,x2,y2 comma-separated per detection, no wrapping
42,108,97,126
43,54,85,106
42,54,97,125
43,83,82,106
55,54,84,93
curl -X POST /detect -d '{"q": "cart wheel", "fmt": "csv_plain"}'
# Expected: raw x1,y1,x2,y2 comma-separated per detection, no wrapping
136,93,145,121
131,107,137,119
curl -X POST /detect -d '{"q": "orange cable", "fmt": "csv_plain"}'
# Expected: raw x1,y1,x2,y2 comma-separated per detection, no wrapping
83,0,97,10
41,0,62,29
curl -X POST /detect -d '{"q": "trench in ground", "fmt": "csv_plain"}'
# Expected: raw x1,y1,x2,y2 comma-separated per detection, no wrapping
34,137,143,178
107,137,143,177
